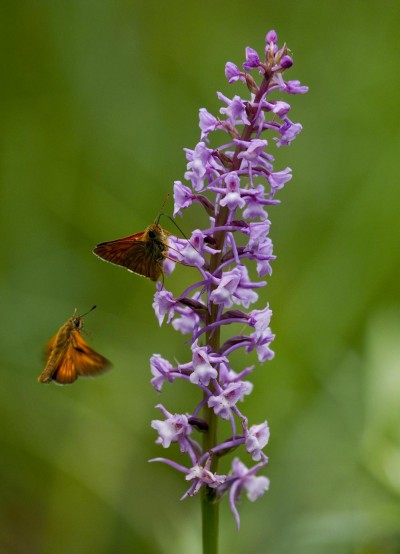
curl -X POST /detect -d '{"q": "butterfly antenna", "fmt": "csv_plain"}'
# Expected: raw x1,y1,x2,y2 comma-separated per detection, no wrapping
156,194,201,258
155,194,170,224
80,305,97,317
158,214,187,239
159,213,201,256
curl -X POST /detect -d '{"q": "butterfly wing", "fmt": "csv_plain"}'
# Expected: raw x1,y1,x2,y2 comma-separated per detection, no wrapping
123,244,164,280
93,234,145,268
93,233,163,280
51,348,79,384
70,331,112,378
44,333,58,360
39,322,72,383
39,343,78,384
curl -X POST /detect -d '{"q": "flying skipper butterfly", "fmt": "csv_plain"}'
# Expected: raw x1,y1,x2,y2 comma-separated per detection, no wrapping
38,306,112,385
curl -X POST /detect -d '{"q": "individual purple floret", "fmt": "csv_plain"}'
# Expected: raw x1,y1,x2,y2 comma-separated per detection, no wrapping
149,30,308,529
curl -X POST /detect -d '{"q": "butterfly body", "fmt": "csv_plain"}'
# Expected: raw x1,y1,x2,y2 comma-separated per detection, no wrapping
38,311,111,385
93,223,170,281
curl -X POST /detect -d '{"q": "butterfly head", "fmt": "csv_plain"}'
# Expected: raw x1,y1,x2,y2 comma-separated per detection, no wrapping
71,305,97,330
72,316,83,330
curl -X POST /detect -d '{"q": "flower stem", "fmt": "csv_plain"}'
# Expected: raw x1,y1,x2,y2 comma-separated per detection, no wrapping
201,212,228,554
202,473,220,554
201,359,220,553
201,399,219,553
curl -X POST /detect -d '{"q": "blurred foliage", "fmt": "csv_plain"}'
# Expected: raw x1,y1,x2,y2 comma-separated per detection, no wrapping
1,1,400,553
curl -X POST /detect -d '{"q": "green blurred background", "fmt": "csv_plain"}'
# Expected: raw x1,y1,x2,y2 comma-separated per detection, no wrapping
1,1,400,553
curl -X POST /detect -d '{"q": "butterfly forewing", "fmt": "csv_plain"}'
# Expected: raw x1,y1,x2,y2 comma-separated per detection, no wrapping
45,333,58,360
93,232,147,267
93,223,170,281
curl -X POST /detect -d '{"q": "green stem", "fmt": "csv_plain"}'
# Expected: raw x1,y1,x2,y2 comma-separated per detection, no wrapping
202,476,219,554
201,403,219,554
201,214,225,554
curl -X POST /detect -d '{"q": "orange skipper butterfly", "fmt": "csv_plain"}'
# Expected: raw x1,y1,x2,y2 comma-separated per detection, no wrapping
38,306,111,385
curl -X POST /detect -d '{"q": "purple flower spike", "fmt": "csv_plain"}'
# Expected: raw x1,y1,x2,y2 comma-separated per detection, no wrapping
149,30,307,532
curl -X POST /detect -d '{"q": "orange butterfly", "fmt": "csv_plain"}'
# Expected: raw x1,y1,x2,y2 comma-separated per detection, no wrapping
93,222,171,282
38,306,112,385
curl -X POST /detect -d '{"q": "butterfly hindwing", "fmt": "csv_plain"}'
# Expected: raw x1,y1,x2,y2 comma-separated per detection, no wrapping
52,349,79,384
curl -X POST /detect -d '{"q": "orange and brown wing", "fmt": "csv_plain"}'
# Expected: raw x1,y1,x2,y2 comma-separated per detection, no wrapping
93,234,145,268
39,342,78,385
44,333,58,361
51,348,79,385
93,234,162,280
123,245,164,280
39,324,71,384
69,331,111,379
